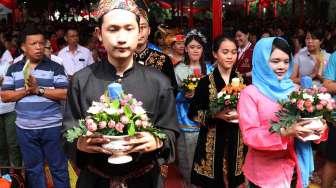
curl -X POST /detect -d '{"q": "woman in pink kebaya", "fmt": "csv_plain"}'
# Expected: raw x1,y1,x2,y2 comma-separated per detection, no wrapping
238,37,328,188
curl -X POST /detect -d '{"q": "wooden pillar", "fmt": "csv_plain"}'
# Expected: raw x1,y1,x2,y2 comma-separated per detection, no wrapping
188,0,194,27
212,0,223,40
273,0,277,17
299,0,304,26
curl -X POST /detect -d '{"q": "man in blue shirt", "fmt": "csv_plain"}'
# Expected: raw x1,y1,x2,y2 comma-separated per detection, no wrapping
1,26,69,188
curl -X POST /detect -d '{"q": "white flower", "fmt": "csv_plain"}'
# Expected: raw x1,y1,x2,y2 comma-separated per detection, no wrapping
133,106,146,115
87,101,106,114
224,95,231,100
104,107,118,115
191,78,197,82
317,93,332,101
302,93,314,101
217,91,225,98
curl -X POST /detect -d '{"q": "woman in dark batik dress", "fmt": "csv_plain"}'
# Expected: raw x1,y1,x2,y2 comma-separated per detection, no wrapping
188,35,246,188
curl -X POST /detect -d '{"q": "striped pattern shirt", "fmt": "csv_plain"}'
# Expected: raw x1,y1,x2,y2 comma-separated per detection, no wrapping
2,57,68,129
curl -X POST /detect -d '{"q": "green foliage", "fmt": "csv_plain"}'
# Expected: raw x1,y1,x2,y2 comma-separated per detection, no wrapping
65,120,87,143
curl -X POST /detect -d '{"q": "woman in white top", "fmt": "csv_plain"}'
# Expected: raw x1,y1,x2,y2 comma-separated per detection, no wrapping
291,28,330,86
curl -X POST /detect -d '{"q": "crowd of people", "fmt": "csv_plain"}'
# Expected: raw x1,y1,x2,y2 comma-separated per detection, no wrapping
1,0,336,188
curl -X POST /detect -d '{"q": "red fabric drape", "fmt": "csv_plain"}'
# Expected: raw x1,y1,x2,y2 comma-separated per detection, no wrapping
0,0,15,10
212,0,222,40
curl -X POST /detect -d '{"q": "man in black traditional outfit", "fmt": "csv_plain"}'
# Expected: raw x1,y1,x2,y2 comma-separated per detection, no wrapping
62,0,179,187
134,9,178,95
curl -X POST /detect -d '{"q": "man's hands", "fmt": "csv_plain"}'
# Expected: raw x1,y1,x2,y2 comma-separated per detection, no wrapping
77,134,112,154
26,75,39,95
76,132,163,155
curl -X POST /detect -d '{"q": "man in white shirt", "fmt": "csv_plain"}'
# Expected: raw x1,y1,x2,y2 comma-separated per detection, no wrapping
57,28,94,78
0,49,22,174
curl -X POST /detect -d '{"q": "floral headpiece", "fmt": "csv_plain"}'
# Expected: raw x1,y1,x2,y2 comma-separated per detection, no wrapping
96,0,140,19
186,29,207,44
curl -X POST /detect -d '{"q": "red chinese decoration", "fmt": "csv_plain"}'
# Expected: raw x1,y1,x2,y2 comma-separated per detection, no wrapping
212,0,222,40
0,0,15,10
156,0,172,9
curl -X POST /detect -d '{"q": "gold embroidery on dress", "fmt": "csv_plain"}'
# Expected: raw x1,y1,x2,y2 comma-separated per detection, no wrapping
195,110,206,125
194,128,216,178
144,52,165,71
235,131,244,176
208,73,217,103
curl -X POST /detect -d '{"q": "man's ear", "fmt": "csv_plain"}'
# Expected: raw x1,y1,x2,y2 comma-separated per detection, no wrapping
95,27,102,42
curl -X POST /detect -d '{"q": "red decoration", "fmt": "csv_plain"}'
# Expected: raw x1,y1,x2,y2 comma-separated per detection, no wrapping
212,0,222,40
0,0,15,10
156,0,172,9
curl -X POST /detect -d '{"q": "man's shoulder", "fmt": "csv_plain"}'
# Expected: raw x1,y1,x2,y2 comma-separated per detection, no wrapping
57,46,68,55
78,45,91,53
72,61,100,79
7,60,24,73
135,63,170,84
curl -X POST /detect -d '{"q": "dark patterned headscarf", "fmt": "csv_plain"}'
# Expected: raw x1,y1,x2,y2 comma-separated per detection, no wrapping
96,0,140,19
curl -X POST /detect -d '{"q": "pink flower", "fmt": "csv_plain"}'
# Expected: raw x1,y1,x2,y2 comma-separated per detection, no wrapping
307,106,314,113
135,120,142,127
118,109,124,115
304,100,313,108
140,114,148,121
120,99,128,106
99,95,106,103
108,120,116,128
141,121,149,128
316,104,324,110
86,120,97,132
319,87,328,93
120,116,129,124
98,121,107,129
297,99,305,110
327,104,334,111
115,123,125,133
320,100,328,106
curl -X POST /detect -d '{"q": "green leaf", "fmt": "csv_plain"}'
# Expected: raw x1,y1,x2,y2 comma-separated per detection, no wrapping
124,105,133,118
111,100,120,109
128,122,136,136
64,120,87,143
22,60,30,88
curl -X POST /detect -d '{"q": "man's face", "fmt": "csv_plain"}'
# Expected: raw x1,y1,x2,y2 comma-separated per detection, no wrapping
138,16,150,47
22,34,45,62
66,30,79,46
97,9,139,60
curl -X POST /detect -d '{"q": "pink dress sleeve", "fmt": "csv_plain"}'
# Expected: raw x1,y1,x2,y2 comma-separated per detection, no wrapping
238,87,289,151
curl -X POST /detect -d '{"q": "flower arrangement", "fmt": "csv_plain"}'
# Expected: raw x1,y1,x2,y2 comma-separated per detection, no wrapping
208,77,246,116
65,84,166,143
270,87,336,133
181,74,201,93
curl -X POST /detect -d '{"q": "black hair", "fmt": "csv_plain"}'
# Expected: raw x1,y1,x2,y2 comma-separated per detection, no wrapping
272,37,292,61
66,27,79,35
212,35,236,53
20,24,44,43
184,34,206,75
97,11,140,29
235,26,249,35
306,27,324,41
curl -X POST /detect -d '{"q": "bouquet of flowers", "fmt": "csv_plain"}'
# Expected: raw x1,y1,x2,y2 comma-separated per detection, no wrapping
208,77,246,117
270,87,336,139
65,84,166,143
181,74,201,93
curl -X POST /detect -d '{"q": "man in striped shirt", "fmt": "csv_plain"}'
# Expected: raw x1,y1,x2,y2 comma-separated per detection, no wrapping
1,25,69,188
